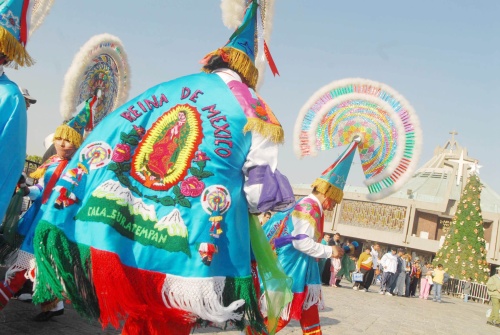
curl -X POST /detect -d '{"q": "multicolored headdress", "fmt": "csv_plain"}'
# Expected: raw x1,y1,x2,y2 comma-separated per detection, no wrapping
295,78,422,200
201,0,278,90
54,99,92,149
0,0,33,66
311,137,360,203
60,33,130,129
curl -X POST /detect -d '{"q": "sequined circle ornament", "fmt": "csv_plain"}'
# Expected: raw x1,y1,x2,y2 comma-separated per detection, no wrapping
81,141,112,170
201,185,232,215
294,78,422,200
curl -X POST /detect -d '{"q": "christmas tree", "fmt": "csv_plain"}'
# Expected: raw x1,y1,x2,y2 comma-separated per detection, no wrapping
433,172,489,283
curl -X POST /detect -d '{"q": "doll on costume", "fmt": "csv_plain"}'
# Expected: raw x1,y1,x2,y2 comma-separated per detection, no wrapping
0,100,91,322
54,159,90,209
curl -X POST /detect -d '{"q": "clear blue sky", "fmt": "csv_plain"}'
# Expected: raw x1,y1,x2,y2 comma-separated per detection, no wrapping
10,0,500,195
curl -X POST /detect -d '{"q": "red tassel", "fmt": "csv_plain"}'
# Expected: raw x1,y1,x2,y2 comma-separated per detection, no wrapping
20,0,29,45
91,248,193,332
264,41,280,77
85,95,98,132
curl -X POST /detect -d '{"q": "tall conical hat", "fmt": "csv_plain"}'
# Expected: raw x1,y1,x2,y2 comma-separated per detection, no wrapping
311,137,360,203
201,0,278,90
54,99,92,149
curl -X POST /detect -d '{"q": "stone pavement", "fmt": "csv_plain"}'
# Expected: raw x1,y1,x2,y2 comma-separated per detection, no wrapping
0,279,495,334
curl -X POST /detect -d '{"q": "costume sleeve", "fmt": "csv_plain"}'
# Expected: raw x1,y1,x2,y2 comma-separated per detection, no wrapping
243,132,294,213
289,210,332,259
226,79,294,214
27,184,43,201
0,83,26,220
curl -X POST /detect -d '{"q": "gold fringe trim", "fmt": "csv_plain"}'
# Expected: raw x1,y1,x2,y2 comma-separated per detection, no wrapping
201,47,258,89
291,211,318,229
311,178,344,204
54,124,83,149
243,119,284,144
0,27,34,68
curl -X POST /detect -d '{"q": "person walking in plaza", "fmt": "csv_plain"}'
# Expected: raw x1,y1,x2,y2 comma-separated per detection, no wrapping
431,264,446,303
463,277,472,303
329,252,342,287
419,262,433,299
486,267,500,327
353,246,373,292
318,233,331,284
331,232,345,287
322,232,341,285
409,260,421,297
379,247,398,295
390,248,405,296
362,243,380,292
403,254,412,297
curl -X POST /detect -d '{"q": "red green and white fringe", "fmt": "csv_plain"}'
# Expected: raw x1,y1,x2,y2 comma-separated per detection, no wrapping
260,284,323,321
33,221,265,333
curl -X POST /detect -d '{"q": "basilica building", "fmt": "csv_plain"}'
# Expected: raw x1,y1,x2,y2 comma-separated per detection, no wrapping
293,134,499,272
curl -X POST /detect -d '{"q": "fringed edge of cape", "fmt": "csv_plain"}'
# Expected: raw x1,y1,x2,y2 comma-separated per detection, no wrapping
33,221,99,319
243,118,284,144
259,284,323,321
0,26,34,68
34,221,265,333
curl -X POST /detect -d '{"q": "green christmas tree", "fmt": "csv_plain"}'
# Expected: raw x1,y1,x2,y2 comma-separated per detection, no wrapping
433,173,489,284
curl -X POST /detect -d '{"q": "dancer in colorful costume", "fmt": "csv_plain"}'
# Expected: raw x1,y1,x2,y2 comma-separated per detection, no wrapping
259,77,423,334
0,0,36,222
0,32,128,320
260,142,359,334
33,1,293,334
0,103,91,320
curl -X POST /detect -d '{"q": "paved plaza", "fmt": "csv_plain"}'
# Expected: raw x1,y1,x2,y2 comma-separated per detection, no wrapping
0,279,495,334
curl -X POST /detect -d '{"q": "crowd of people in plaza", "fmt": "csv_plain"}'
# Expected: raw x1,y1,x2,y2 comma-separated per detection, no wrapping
318,233,453,303
316,231,499,330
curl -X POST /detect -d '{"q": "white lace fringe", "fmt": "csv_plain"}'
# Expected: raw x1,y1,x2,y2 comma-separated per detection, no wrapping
161,274,245,323
4,250,34,283
259,284,323,321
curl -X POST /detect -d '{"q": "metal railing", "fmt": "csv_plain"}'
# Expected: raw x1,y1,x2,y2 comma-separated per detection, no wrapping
443,278,490,304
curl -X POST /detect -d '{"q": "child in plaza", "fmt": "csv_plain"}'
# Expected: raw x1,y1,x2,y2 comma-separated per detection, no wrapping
431,264,446,303
419,263,433,299
329,254,342,287
463,277,472,302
